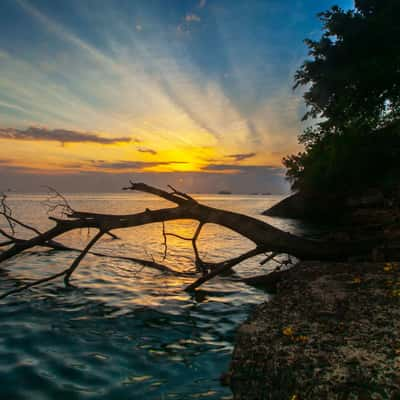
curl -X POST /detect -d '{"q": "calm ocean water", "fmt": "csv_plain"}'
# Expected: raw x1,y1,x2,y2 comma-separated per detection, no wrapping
0,193,316,400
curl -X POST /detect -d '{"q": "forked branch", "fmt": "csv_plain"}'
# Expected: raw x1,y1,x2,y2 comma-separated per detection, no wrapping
0,182,377,300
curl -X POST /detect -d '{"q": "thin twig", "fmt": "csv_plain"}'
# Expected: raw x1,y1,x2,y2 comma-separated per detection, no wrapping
2,214,42,235
260,252,278,265
41,186,74,217
0,228,16,241
161,221,168,260
35,239,186,275
0,181,376,301
192,222,205,273
0,193,15,234
167,184,196,202
185,247,264,291
64,230,105,285
165,232,192,241
106,231,120,240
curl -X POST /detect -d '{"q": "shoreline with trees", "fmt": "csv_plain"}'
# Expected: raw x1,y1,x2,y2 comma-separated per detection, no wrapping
1,1,399,398
227,1,400,398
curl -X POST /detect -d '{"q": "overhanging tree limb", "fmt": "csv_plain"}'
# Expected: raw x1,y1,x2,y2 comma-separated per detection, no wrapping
0,182,378,299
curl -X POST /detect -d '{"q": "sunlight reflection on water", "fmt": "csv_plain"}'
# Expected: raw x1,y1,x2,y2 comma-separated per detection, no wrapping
0,193,316,399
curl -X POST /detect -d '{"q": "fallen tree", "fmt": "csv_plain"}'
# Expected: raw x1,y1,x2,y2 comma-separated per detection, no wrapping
0,182,379,300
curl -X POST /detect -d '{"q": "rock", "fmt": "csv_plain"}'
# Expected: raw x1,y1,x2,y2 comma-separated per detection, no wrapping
228,261,400,399
346,189,384,208
262,192,303,218
263,188,399,223
241,271,284,293
262,192,344,220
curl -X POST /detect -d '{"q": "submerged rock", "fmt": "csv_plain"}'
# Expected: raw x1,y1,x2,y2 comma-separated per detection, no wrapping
228,261,400,399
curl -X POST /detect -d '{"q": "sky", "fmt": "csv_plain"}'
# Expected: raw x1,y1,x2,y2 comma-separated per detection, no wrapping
0,0,353,193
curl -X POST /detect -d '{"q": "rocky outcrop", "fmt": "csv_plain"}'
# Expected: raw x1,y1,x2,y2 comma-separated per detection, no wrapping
262,192,344,220
263,188,399,222
262,192,307,219
227,261,400,399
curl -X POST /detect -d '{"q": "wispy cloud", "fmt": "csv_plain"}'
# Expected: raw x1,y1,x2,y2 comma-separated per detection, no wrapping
6,0,275,154
0,127,133,145
0,0,307,182
92,161,159,170
203,164,282,173
137,147,157,155
91,160,187,170
227,152,256,162
10,1,228,150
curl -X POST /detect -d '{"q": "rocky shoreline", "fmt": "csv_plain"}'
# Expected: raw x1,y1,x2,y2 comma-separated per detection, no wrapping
226,261,400,399
224,189,400,399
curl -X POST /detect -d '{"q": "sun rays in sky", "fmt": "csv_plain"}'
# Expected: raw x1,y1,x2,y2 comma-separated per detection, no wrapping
0,0,354,192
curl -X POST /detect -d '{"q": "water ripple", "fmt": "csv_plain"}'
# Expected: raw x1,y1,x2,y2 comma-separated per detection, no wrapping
0,194,317,399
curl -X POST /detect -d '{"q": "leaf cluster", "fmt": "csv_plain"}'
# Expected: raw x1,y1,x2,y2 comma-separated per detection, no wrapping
286,0,400,194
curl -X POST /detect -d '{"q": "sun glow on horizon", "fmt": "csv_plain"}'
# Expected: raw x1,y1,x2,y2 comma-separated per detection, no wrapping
0,0,306,178
0,0,354,192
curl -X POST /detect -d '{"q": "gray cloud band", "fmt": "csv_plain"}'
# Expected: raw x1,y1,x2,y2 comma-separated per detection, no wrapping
0,127,134,144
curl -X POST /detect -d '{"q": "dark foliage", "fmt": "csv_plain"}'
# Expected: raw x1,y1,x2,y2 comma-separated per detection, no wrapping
285,0,400,195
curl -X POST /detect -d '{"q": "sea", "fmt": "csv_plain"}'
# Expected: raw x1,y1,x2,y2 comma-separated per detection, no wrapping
0,193,320,400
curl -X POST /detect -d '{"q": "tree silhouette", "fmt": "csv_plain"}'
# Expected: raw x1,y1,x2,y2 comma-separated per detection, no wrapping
284,0,400,195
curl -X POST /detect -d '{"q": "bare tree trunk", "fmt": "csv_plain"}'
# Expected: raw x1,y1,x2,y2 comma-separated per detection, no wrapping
0,182,377,299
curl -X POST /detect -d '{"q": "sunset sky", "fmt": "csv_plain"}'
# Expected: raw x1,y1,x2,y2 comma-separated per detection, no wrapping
0,0,353,193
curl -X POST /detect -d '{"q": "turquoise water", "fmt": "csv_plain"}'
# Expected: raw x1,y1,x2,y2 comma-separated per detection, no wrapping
0,193,310,399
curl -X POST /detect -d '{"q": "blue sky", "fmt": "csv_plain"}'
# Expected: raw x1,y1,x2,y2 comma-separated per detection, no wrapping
0,0,353,193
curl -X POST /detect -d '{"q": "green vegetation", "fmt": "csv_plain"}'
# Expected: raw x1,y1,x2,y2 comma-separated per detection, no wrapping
284,0,400,195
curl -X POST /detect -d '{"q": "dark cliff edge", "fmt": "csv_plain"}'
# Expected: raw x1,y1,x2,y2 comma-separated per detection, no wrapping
262,189,390,221
226,261,400,399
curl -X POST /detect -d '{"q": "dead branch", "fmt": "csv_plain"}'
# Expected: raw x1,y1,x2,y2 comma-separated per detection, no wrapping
192,222,206,273
0,182,379,299
42,185,74,216
163,221,206,273
2,232,189,276
167,184,196,202
161,221,168,260
0,228,184,300
106,231,120,240
1,193,16,234
3,214,42,236
0,228,17,242
48,243,190,276
185,247,264,291
63,229,105,285
165,232,192,241
1,195,42,237
260,252,278,266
